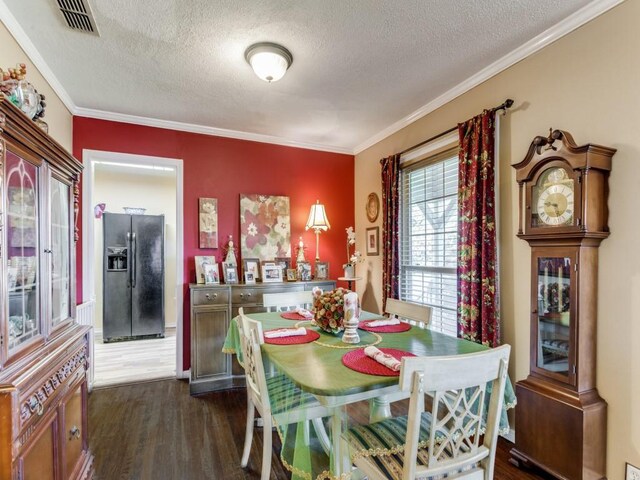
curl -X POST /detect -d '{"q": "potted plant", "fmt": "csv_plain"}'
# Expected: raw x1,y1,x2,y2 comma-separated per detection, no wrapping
343,226,363,278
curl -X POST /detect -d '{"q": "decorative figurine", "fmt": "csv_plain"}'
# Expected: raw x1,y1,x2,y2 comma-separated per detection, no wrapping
341,292,361,344
295,236,306,263
224,235,237,266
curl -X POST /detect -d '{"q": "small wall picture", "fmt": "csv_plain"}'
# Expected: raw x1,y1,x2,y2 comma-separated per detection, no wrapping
262,264,283,283
244,271,256,284
366,226,380,256
223,263,239,284
195,255,216,284
243,258,261,282
315,262,329,280
203,263,220,284
297,261,312,282
286,268,298,282
199,198,218,249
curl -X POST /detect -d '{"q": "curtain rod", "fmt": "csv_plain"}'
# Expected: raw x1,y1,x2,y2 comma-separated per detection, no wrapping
398,98,514,156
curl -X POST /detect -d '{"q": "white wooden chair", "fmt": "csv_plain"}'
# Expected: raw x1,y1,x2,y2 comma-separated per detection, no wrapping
385,298,432,327
263,290,314,312
341,345,511,480
238,310,331,480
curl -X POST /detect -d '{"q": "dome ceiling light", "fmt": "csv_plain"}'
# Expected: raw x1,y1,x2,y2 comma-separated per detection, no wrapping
244,42,293,83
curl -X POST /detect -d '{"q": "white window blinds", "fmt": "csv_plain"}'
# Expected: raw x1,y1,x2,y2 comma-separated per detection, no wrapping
400,151,458,337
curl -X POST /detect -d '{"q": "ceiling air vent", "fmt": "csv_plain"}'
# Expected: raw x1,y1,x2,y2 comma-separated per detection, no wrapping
54,0,99,36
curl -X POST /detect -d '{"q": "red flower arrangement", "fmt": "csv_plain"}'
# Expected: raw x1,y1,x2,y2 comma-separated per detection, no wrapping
312,287,349,334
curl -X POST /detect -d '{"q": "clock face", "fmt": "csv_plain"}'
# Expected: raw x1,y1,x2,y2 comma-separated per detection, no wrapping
532,168,575,227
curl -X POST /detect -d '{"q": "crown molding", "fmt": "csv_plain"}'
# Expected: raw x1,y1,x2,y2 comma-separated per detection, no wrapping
74,107,353,155
354,0,624,155
0,0,76,114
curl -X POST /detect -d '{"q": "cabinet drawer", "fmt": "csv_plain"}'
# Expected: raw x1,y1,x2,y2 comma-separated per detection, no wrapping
61,381,85,480
192,288,229,306
232,287,262,304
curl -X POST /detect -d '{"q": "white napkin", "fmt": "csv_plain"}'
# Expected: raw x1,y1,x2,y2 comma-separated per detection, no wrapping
264,327,307,339
294,307,314,319
364,346,401,371
365,318,400,327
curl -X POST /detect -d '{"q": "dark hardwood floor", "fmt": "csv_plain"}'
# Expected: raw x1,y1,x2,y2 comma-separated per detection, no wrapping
89,379,552,479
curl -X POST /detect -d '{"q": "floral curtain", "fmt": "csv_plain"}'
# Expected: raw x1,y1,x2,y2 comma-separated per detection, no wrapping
380,154,401,312
457,110,500,347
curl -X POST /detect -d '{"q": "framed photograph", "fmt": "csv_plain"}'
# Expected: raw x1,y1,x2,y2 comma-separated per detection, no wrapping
244,271,256,284
223,263,239,284
243,258,261,282
262,264,283,283
203,263,220,284
198,197,218,248
315,262,329,280
297,261,312,282
366,227,380,256
274,257,291,276
195,255,216,284
286,268,298,282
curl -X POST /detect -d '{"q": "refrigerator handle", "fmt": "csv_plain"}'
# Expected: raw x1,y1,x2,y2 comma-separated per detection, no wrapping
126,232,132,288
132,232,137,288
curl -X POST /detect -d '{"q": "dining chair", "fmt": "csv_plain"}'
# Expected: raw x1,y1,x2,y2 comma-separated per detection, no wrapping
385,298,432,327
238,310,332,480
341,344,511,480
263,290,314,312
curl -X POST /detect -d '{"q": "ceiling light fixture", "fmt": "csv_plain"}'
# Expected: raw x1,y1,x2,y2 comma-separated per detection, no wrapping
244,42,293,83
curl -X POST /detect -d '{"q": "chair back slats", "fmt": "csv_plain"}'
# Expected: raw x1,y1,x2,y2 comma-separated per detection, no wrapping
263,291,314,312
401,345,511,480
238,310,271,413
385,298,432,326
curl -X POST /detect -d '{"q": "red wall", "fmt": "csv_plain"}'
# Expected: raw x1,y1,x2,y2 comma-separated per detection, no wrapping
73,117,355,370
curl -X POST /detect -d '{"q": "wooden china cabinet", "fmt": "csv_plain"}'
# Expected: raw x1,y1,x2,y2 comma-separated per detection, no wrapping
510,129,615,480
0,97,93,479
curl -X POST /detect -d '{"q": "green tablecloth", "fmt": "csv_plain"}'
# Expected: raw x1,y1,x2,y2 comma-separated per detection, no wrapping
223,311,516,479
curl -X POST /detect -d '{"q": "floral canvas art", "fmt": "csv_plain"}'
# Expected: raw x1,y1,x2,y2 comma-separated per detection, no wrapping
199,198,218,248
240,194,291,260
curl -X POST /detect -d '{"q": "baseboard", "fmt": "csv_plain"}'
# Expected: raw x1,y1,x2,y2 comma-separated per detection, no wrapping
501,428,515,443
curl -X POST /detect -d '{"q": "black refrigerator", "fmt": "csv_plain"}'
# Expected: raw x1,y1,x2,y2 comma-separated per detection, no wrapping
103,212,165,342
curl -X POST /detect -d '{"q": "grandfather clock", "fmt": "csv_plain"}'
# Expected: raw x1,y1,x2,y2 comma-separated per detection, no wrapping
510,129,615,480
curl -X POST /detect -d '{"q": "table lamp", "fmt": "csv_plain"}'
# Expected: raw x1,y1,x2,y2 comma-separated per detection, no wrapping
305,200,330,262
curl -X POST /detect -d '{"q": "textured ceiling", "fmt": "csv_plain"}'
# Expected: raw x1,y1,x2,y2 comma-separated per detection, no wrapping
4,0,595,152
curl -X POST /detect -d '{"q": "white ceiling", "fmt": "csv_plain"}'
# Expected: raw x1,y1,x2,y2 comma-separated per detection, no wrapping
1,0,618,153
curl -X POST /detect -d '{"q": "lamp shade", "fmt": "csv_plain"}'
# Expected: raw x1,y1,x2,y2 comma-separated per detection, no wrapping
245,42,293,83
305,200,330,231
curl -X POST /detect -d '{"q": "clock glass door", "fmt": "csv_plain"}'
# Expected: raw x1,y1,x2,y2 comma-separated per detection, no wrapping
535,254,574,382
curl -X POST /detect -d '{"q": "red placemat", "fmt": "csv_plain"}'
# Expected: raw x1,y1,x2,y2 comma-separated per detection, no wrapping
342,348,417,376
280,312,312,321
264,328,320,345
358,319,411,333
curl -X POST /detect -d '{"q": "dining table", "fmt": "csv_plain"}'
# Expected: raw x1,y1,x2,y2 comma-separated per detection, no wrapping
222,310,516,480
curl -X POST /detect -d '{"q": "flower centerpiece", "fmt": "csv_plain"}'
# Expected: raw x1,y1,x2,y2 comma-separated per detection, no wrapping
343,226,363,278
312,287,349,334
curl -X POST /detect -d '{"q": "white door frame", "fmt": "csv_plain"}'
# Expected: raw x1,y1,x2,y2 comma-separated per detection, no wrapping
81,149,186,379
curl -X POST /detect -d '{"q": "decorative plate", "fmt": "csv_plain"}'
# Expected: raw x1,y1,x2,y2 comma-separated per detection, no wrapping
366,192,379,223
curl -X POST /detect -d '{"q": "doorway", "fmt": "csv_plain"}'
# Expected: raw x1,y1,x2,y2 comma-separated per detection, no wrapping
82,150,184,389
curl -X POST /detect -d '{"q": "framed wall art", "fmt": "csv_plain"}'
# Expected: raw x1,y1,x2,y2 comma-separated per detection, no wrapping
366,227,379,256
240,194,291,260
198,198,218,248
366,192,379,223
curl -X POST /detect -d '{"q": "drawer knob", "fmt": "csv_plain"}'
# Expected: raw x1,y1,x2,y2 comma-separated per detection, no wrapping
205,294,210,299
69,425,81,440
213,293,218,298
247,293,252,297
240,293,244,298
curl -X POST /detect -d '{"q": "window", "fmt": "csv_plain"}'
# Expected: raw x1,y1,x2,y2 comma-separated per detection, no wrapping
400,150,458,337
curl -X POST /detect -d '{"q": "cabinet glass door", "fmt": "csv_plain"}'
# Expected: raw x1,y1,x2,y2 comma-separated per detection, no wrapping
50,178,71,327
536,256,571,377
5,151,40,351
